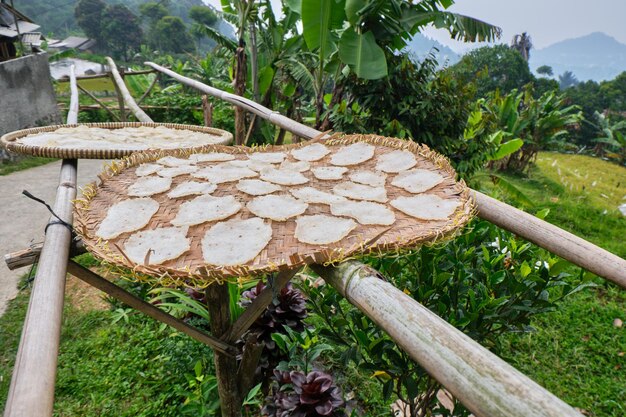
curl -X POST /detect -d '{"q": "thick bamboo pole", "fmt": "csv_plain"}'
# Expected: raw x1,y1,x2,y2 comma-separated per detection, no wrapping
146,62,626,287
473,191,626,288
3,160,77,417
66,65,79,124
107,57,152,123
312,262,584,417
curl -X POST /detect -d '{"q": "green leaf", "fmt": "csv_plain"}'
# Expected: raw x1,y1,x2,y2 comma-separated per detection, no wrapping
284,0,302,14
490,138,524,160
301,0,345,59
345,0,366,24
519,261,532,278
535,208,550,220
258,66,275,96
339,29,387,80
550,260,570,277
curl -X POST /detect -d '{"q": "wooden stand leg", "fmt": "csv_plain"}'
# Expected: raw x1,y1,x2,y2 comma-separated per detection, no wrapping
205,283,242,417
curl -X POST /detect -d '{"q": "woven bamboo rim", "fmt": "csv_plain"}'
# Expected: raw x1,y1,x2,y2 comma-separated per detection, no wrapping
74,133,475,287
0,122,233,159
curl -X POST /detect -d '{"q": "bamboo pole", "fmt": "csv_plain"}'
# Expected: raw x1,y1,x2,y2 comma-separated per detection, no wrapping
3,160,77,417
312,262,584,417
56,69,157,82
76,85,122,121
145,62,322,140
146,62,626,287
66,65,79,124
473,191,626,288
66,261,236,356
106,57,152,123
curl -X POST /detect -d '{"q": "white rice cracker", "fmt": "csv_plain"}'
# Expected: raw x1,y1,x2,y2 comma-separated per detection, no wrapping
294,214,356,245
192,163,258,183
349,170,387,187
157,165,198,178
128,176,172,197
96,198,159,240
390,194,461,220
375,150,417,173
156,156,192,167
312,166,348,181
247,194,308,221
248,152,287,164
280,160,311,172
135,163,161,176
391,169,445,193
171,195,242,226
333,181,388,203
124,226,190,265
330,200,395,225
167,181,217,198
202,217,272,266
330,142,375,166
290,187,347,205
260,167,309,185
236,179,282,196
290,143,331,161
189,153,235,163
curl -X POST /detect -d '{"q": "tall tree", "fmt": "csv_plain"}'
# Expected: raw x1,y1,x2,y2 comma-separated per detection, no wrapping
152,16,195,54
74,0,106,44
511,32,532,61
558,71,579,89
536,65,553,77
101,4,143,61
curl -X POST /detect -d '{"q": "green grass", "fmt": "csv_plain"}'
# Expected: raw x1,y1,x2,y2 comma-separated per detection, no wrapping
0,281,217,416
475,152,626,416
0,157,57,176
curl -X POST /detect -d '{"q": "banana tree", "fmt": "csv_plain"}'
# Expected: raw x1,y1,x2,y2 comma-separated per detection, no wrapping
594,111,626,164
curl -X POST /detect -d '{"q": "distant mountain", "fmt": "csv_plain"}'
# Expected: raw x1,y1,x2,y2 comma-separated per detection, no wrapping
404,33,460,66
530,32,626,82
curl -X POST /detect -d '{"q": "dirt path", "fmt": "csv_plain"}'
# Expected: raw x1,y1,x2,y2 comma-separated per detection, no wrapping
0,159,109,317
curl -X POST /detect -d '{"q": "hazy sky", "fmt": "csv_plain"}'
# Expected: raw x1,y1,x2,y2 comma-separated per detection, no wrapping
204,0,626,52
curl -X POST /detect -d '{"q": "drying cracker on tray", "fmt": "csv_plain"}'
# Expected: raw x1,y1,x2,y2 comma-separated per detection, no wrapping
96,198,159,240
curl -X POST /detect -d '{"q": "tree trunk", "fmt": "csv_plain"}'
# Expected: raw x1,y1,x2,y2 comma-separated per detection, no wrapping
319,80,345,131
234,41,248,145
206,284,242,417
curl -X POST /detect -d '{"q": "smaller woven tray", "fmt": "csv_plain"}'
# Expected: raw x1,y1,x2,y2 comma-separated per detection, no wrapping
1,122,233,159
75,134,475,287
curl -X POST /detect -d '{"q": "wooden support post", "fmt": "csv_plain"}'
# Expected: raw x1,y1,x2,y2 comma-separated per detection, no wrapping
107,57,152,123
111,67,126,122
312,261,584,417
67,65,79,124
205,283,242,417
145,61,626,288
76,85,121,122
66,261,236,356
225,269,299,343
3,160,77,417
202,94,213,127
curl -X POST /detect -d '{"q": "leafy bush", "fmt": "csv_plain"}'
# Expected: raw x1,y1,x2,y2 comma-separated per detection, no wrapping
303,219,590,416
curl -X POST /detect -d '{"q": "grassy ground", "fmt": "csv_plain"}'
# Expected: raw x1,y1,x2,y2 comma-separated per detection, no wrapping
476,152,626,416
0,157,57,176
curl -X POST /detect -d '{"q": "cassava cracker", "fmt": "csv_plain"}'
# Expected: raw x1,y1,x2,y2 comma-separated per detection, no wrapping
390,194,461,220
280,160,311,172
330,142,375,166
391,169,444,193
330,200,395,225
333,181,388,203
249,152,287,164
260,167,309,185
247,194,308,221
192,163,258,183
236,179,282,196
96,198,159,239
294,214,356,245
189,153,235,163
157,156,192,167
124,226,190,265
349,170,387,187
128,176,172,197
375,150,417,173
312,166,348,181
171,195,242,226
135,163,161,176
291,143,330,161
202,217,272,266
290,187,347,205
157,165,198,178
167,181,217,198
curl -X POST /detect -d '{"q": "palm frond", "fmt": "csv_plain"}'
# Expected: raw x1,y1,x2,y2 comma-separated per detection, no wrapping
198,24,237,52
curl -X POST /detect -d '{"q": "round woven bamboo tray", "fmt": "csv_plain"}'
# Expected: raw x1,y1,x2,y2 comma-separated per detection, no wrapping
1,122,233,159
75,134,475,287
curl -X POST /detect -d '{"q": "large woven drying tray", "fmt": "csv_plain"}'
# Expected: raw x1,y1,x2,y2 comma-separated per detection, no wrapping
1,122,233,159
75,134,474,287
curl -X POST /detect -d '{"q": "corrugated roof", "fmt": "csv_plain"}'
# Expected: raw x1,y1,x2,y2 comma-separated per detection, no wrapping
62,36,90,49
0,21,40,38
21,32,43,46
